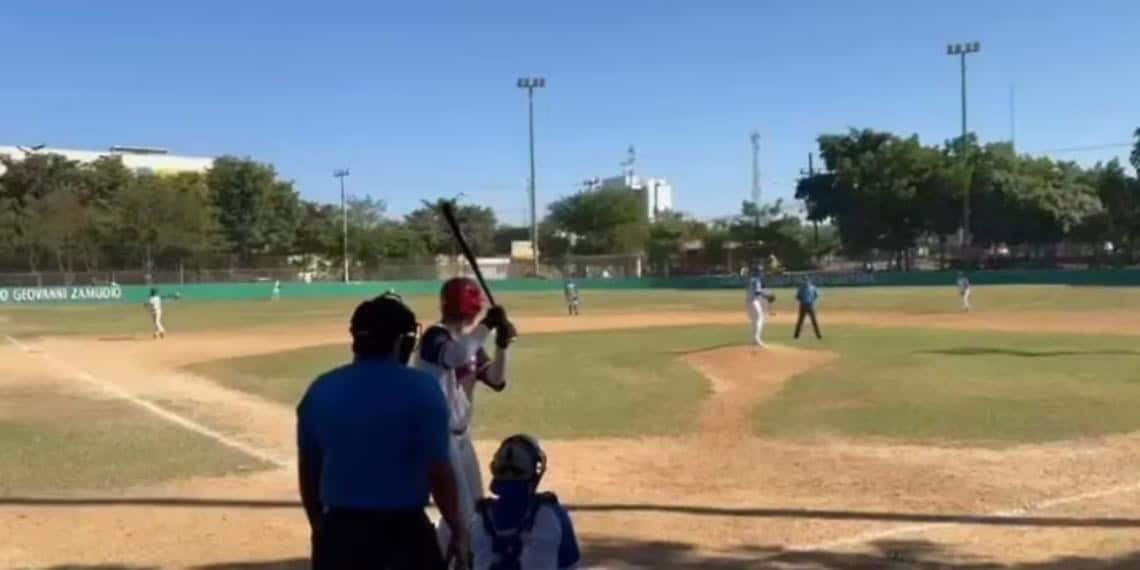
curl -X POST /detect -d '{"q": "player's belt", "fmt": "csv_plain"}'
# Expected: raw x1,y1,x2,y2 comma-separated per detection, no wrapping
451,427,468,436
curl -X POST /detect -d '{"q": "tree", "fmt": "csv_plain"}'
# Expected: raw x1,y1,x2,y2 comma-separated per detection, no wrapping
261,181,302,256
405,199,498,257
0,153,87,272
1132,128,1140,173
111,173,222,271
1085,159,1140,262
810,130,938,266
646,211,707,275
544,187,648,254
206,156,300,261
344,195,388,268
728,200,814,270
294,201,340,259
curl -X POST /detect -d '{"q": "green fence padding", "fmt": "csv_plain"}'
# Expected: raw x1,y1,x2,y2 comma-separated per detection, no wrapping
3,269,1140,305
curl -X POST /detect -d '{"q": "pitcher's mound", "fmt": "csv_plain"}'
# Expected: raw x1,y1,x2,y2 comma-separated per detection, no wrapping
685,344,835,441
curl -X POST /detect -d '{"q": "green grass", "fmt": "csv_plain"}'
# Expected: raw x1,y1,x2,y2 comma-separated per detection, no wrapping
5,285,1140,338
756,326,1140,444
187,326,726,440
189,318,1140,445
0,386,268,493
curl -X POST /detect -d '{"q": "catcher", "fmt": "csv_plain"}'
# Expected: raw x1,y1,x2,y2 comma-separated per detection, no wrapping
441,434,581,570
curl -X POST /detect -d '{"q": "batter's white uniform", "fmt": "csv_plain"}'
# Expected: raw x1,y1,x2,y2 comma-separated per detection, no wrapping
146,295,165,338
958,276,971,311
746,276,769,346
414,323,508,545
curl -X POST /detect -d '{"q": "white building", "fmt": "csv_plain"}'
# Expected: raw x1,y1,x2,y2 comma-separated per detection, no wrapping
0,145,214,176
598,173,674,222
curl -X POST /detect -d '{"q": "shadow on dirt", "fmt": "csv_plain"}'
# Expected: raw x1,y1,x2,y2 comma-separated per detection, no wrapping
918,347,1140,358
6,497,1140,529
26,541,1140,570
582,537,1140,569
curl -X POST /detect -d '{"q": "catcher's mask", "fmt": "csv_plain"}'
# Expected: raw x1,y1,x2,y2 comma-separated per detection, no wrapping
490,434,547,486
350,292,420,364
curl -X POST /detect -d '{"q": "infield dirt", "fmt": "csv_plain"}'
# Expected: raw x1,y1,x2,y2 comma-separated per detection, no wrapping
5,310,1140,568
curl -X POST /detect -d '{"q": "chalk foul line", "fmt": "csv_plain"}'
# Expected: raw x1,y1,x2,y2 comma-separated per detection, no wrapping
781,474,1140,555
4,335,289,469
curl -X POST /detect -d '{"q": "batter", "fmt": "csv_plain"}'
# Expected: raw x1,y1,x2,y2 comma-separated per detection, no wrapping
414,277,516,548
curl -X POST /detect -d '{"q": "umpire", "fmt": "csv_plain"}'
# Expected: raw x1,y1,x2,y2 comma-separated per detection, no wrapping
297,293,465,569
794,276,823,340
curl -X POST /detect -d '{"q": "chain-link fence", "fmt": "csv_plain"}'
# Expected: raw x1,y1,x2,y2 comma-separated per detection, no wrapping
0,259,566,287
0,265,448,287
555,254,645,279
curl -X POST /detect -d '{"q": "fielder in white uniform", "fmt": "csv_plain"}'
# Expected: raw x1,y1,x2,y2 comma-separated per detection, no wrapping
144,287,178,339
414,277,515,551
957,272,971,312
746,268,773,346
271,280,281,301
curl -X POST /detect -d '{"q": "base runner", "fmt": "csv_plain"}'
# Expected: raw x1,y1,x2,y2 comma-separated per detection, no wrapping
414,277,516,550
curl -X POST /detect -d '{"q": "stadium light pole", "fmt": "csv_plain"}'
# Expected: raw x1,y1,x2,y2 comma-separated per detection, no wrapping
334,169,351,283
517,77,545,276
947,41,980,252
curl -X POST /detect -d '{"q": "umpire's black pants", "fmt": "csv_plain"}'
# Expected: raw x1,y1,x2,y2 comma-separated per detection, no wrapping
794,303,822,339
313,508,445,570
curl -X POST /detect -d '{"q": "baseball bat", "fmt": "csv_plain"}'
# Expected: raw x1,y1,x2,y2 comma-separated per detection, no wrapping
440,201,496,306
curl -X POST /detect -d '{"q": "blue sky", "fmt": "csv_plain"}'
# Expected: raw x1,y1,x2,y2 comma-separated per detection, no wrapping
4,1,1137,225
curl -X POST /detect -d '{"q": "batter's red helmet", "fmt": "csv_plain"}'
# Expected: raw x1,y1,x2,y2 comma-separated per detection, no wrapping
441,277,484,320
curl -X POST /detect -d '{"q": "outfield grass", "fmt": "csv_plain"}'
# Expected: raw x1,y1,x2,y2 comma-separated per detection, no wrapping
0,386,267,493
189,319,1140,445
756,326,1140,444
5,285,1140,338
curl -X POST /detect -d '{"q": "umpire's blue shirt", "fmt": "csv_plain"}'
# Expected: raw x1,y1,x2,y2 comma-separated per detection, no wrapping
297,356,450,510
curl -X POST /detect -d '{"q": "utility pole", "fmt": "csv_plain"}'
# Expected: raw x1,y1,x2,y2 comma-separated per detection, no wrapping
799,153,819,251
333,169,350,283
1009,83,1016,153
947,41,980,254
750,131,761,205
517,77,545,276
621,145,636,180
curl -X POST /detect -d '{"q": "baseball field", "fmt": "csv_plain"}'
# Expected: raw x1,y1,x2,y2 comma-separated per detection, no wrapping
5,285,1140,568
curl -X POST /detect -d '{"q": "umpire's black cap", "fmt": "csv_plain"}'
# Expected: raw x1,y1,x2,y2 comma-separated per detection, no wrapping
350,293,418,356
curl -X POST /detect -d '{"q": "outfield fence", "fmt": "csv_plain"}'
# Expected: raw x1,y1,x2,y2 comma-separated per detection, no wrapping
3,268,1140,306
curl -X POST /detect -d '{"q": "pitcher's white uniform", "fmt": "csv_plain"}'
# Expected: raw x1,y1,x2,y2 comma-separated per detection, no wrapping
746,276,769,346
415,323,508,541
146,294,165,339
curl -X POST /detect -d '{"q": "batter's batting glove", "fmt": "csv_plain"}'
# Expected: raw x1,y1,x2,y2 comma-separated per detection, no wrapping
481,305,508,330
495,320,518,349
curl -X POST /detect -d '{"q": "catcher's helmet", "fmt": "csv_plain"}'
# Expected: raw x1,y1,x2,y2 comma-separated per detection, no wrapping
490,434,547,485
441,277,484,320
350,293,419,362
